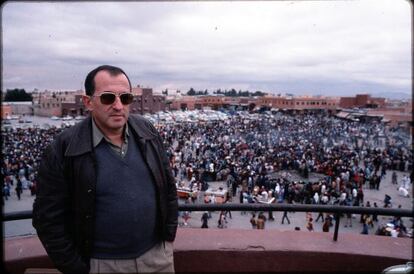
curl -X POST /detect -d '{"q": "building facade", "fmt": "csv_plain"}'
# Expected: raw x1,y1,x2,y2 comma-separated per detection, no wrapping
30,87,167,117
169,94,340,112
2,102,33,117
131,87,166,114
32,90,82,117
1,104,13,119
339,94,386,109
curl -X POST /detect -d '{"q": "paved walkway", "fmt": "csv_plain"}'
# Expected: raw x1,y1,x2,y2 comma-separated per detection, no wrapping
3,189,37,237
178,170,412,235
3,170,412,238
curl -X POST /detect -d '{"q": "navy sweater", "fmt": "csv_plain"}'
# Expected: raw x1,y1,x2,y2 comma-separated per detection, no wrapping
92,135,158,259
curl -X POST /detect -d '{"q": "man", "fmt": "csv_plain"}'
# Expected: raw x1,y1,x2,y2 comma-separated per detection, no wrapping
281,210,290,225
306,217,314,232
249,213,257,229
33,65,178,274
201,211,209,228
256,212,267,229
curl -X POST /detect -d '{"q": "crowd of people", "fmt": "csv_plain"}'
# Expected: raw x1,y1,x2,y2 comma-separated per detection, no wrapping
157,111,412,236
2,126,67,203
2,111,412,237
161,112,411,201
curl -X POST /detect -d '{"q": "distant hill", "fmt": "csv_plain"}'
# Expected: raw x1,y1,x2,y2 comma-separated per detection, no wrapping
371,92,412,100
268,90,412,100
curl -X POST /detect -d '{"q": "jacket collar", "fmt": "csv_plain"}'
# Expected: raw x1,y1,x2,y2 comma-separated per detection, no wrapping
65,116,94,157
65,115,156,157
127,114,157,141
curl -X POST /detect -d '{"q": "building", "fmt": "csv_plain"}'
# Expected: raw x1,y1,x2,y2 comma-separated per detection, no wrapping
169,94,340,112
196,95,230,110
130,86,167,114
31,86,168,117
290,96,339,111
1,104,12,119
33,90,82,117
367,109,412,127
337,94,412,127
169,95,197,111
339,94,386,109
61,95,85,117
256,95,339,112
1,102,33,117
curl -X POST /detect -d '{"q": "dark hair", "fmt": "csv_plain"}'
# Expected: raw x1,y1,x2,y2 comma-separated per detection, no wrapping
84,65,132,96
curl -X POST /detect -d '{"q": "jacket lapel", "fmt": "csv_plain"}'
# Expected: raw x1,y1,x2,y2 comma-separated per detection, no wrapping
128,115,163,188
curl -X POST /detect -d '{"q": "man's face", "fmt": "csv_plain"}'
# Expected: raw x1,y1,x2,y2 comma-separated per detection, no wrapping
83,70,131,135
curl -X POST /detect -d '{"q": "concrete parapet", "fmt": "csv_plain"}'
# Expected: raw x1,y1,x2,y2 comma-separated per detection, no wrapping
5,229,412,273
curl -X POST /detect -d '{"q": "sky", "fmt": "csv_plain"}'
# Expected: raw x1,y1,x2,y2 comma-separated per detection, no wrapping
1,0,412,99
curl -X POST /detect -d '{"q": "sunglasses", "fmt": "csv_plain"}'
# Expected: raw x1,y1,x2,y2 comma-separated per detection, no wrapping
91,92,134,105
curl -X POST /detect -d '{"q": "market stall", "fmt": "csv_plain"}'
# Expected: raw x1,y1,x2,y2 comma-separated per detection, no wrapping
204,187,228,204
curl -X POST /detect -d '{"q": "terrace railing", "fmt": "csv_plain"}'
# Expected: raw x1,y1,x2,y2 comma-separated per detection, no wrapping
4,204,413,241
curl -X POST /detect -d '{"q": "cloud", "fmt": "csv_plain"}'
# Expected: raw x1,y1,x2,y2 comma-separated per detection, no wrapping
1,0,411,97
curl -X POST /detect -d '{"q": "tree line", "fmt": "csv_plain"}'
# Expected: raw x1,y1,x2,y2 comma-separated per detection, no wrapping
184,88,266,97
3,89,33,102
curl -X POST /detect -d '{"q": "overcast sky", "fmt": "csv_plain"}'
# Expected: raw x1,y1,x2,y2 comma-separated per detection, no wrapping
1,0,412,98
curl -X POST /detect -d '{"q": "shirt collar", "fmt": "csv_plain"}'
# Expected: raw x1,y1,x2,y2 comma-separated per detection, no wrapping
92,117,129,148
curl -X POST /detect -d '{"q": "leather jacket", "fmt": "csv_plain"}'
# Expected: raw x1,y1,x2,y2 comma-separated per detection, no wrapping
33,115,178,274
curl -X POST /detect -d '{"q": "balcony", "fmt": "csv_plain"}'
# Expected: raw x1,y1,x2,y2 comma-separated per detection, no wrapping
4,205,413,273
5,229,412,274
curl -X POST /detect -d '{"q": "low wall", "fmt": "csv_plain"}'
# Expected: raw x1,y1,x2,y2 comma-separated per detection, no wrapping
5,229,412,273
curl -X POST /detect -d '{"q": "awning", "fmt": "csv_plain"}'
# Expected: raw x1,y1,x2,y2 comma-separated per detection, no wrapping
335,111,350,118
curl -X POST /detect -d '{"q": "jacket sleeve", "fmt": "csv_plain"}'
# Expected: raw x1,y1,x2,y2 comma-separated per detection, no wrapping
154,126,178,242
32,143,89,274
